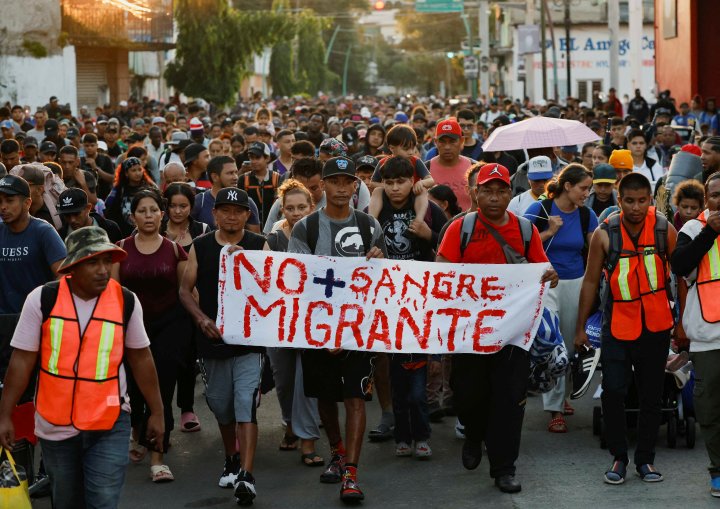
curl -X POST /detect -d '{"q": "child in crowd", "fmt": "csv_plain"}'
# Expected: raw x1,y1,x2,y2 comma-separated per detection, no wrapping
672,180,704,229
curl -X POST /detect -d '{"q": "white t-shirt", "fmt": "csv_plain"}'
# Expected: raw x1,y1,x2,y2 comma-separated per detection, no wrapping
508,190,540,216
11,286,150,440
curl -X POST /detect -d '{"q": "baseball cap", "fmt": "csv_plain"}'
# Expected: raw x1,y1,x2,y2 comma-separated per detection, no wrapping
97,141,109,151
214,187,250,209
189,117,204,131
183,143,207,166
57,187,89,214
527,156,554,181
593,163,617,184
49,96,58,103
167,130,189,145
119,100,128,107
0,175,30,197
561,145,579,154
609,149,633,170
108,117,120,125
66,127,80,139
0,120,13,130
341,126,359,147
247,142,270,157
319,138,348,157
45,119,59,133
132,118,145,127
40,140,58,154
356,155,377,171
152,116,166,125
322,157,357,180
476,163,511,187
394,112,409,123
58,226,126,274
435,118,462,140
96,115,109,125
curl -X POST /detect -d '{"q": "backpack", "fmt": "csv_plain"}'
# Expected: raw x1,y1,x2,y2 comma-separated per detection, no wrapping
604,210,668,275
11,164,66,230
243,171,280,208
459,211,533,263
305,210,374,256
532,198,591,262
40,281,135,331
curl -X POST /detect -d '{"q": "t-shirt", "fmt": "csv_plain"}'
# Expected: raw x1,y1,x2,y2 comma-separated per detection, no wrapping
507,189,540,216
192,230,266,358
376,193,446,261
438,211,548,264
191,189,261,229
272,159,290,175
428,156,473,212
288,208,387,257
0,218,67,313
11,285,149,440
523,201,599,279
238,170,280,226
117,236,187,321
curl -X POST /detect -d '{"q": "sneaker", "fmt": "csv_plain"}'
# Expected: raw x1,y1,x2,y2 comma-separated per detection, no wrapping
570,347,601,400
368,422,393,442
233,470,256,506
455,418,465,439
320,454,345,484
414,441,432,459
219,453,241,488
395,442,412,457
340,472,365,503
711,476,720,497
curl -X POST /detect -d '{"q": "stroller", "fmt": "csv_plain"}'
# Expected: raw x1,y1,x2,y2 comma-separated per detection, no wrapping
592,360,696,449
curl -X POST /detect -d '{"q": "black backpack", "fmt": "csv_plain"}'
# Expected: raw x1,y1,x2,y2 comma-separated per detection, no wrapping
531,198,592,262
41,281,135,331
603,210,669,275
305,210,374,255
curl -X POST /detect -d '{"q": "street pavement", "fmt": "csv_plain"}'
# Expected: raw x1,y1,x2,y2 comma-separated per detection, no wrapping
33,373,717,509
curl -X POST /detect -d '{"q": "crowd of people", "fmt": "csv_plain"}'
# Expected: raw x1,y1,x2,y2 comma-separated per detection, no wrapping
0,88,719,507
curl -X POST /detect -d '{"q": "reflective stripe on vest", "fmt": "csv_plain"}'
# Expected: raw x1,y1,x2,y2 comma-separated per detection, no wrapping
694,211,720,323
606,207,673,340
36,276,125,431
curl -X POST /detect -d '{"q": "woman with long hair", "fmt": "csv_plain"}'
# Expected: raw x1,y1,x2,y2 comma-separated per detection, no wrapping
104,157,156,236
524,164,598,433
591,144,613,168
111,188,191,483
428,184,462,220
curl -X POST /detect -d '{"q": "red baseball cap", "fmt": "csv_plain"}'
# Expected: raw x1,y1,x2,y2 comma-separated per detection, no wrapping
435,118,462,139
476,163,511,186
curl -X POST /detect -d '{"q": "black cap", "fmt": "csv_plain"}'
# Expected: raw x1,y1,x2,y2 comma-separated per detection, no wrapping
49,96,58,102
355,155,377,170
322,157,356,180
22,136,38,148
57,188,89,214
214,187,250,209
247,141,270,157
40,140,58,154
341,126,359,147
96,115,109,125
184,143,207,166
0,175,30,197
45,119,59,133
66,127,80,139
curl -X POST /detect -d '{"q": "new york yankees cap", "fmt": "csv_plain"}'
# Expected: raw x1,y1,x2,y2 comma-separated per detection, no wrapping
214,187,250,209
476,163,511,186
57,187,89,214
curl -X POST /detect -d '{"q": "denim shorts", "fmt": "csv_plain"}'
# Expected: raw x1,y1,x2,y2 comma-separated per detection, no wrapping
201,353,263,425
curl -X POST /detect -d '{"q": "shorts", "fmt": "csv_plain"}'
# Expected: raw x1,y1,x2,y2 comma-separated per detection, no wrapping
200,353,263,425
301,350,376,402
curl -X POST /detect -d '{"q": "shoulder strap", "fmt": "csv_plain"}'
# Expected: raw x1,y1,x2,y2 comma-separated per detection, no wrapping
655,212,668,259
40,281,61,323
605,213,623,273
306,211,320,255
579,205,590,237
476,215,527,264
460,211,477,257
243,173,250,189
171,239,179,260
517,216,533,257
354,210,373,255
120,287,135,332
533,198,553,232
272,171,279,188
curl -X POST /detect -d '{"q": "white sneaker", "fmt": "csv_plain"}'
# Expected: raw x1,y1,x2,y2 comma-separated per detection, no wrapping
414,441,432,458
395,442,412,457
455,418,466,439
218,454,240,488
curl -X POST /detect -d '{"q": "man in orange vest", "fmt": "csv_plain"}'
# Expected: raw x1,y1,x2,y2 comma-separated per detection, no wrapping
575,173,677,485
0,226,164,509
671,172,720,498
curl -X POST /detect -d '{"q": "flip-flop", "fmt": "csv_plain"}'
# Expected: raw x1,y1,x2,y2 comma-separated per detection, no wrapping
150,464,175,483
129,441,147,463
180,412,201,433
279,434,299,451
563,401,575,416
300,452,324,467
548,416,568,433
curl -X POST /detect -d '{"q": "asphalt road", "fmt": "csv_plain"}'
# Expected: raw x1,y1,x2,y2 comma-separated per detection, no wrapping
32,373,717,509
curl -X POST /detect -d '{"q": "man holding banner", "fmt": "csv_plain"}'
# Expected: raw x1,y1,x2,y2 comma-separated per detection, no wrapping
437,163,558,494
287,156,386,503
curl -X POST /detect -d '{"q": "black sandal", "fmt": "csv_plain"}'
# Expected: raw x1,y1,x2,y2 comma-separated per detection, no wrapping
279,434,299,451
300,452,324,467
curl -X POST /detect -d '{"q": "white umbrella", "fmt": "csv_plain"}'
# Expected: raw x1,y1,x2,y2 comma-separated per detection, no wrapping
481,117,601,152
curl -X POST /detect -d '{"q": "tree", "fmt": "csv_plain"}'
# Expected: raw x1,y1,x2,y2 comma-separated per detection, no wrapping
166,0,295,104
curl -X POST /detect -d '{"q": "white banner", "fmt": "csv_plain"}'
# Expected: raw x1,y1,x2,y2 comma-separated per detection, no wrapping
217,249,550,354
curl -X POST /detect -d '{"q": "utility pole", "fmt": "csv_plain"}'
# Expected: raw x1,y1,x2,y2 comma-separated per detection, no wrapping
628,0,643,93
564,0,571,99
608,0,620,91
479,0,490,99
540,0,547,100
525,0,536,103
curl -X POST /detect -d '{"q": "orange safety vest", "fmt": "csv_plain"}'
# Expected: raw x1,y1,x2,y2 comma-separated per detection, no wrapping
36,276,125,430
606,207,674,340
693,211,720,323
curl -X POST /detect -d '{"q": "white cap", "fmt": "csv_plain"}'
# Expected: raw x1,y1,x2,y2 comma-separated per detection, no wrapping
527,156,554,181
97,140,109,151
119,100,128,107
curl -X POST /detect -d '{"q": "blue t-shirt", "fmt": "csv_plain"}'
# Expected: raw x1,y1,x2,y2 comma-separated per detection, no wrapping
0,217,67,313
524,201,598,280
191,190,261,230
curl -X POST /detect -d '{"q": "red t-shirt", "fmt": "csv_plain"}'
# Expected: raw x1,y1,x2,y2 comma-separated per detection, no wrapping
438,211,548,264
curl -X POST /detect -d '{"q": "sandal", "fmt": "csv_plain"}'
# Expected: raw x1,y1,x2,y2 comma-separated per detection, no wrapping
129,441,147,463
604,460,627,485
548,416,568,433
150,464,175,483
300,452,324,467
180,411,201,433
279,434,299,451
636,464,664,482
563,401,575,416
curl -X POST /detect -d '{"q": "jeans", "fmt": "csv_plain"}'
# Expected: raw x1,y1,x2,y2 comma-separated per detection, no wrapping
426,354,452,409
690,349,720,477
390,358,430,444
451,346,529,478
40,411,131,509
601,330,670,466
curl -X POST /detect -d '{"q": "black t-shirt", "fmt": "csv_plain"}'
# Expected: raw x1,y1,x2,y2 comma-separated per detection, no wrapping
193,230,266,358
107,143,123,159
376,193,447,261
591,196,614,218
238,170,279,227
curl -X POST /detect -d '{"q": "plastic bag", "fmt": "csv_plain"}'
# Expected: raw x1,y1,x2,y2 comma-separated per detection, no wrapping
0,449,31,509
528,308,569,394
585,310,603,350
